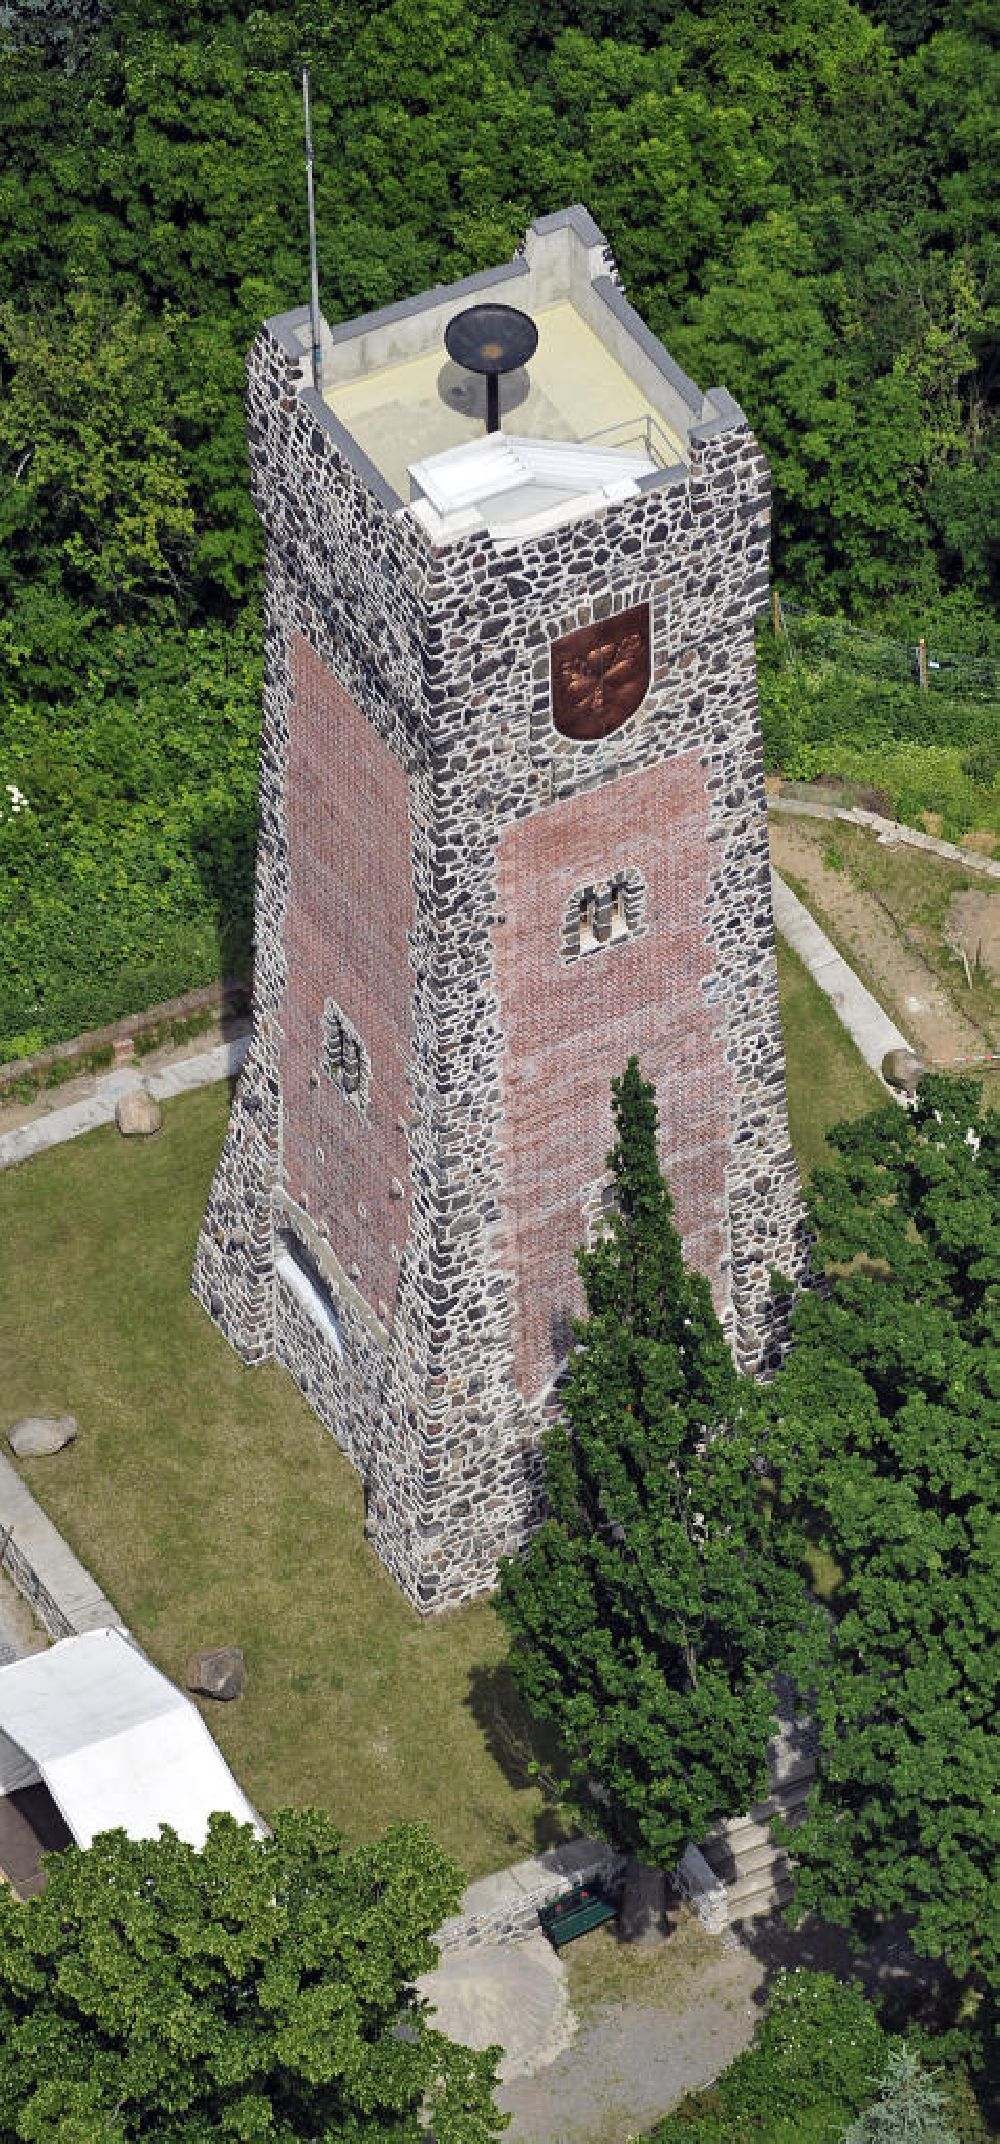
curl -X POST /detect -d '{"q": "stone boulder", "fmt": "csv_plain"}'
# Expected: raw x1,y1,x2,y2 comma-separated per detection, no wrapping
8,1414,79,1458
882,1047,925,1094
115,1085,162,1137
185,1646,245,1702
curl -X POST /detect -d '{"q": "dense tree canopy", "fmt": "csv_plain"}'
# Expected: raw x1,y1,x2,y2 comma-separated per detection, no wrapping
497,1060,816,1868
767,1076,998,2007
1,0,996,632
500,1065,997,2084
0,0,996,1049
0,1810,505,2143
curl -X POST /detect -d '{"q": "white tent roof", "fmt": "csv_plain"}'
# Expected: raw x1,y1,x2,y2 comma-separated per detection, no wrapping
0,1627,263,1849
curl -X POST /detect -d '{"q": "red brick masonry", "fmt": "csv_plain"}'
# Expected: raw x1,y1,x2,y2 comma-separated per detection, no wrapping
280,639,413,1319
494,750,730,1398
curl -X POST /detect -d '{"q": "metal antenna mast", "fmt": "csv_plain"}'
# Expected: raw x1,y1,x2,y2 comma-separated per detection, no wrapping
302,67,323,396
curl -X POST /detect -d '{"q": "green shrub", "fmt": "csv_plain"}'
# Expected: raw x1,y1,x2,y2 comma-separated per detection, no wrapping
648,1969,887,2142
0,617,260,1057
757,619,1000,840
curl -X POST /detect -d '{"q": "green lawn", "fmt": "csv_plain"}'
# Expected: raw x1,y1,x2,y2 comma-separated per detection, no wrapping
0,955,884,1875
0,1086,571,1881
775,935,885,1176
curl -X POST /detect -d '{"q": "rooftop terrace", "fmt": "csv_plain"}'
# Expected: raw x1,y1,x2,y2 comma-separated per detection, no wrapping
268,208,731,543
328,298,686,501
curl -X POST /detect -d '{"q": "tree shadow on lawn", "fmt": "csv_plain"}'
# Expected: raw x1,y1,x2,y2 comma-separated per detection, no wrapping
466,1661,578,1854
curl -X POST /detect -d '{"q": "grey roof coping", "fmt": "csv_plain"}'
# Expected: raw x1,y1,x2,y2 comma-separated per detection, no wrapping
529,203,608,248
703,385,745,425
637,460,688,494
591,277,703,415
324,258,529,349
267,209,603,359
299,386,402,511
690,386,750,444
263,305,313,361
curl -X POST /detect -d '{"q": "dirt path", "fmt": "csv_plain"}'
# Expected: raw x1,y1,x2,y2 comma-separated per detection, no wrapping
0,1568,48,1666
768,820,985,1066
949,889,1000,982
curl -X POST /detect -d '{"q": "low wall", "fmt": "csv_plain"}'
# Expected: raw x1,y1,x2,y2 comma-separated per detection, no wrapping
0,978,250,1096
437,1837,625,1954
767,793,1000,881
0,1455,125,1641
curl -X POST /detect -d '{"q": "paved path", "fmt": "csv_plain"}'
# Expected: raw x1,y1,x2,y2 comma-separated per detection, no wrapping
771,868,911,1087
0,1453,125,1641
0,1035,250,1171
418,1911,764,2140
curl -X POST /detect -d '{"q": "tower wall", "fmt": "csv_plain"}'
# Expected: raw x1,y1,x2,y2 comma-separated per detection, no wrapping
194,242,808,1610
493,748,728,1399
279,641,413,1325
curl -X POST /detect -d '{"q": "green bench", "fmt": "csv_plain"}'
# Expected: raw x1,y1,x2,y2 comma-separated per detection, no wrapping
537,1882,618,1950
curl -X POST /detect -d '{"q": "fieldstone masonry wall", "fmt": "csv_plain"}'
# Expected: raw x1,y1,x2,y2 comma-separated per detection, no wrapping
194,210,808,1610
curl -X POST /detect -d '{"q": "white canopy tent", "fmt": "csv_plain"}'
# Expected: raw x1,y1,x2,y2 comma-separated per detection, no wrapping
0,1627,263,1849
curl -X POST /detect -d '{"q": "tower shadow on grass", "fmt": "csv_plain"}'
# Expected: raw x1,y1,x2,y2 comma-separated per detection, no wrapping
465,1661,577,1855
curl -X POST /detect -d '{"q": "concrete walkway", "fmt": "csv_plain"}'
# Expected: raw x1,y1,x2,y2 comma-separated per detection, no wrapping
771,868,912,1085
497,1940,762,2142
0,1453,125,1641
0,1035,249,1171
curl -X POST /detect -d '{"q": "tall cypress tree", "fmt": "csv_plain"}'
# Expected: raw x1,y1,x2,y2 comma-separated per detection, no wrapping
498,1058,814,1870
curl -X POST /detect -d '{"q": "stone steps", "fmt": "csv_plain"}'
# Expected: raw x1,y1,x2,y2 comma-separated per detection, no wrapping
696,1691,818,1927
704,1780,811,1865
703,1835,789,1884
725,1866,796,1924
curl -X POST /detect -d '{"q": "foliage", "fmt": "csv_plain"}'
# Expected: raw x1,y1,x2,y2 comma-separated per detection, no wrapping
0,1809,506,2143
648,1969,889,2142
766,1077,999,2007
0,619,260,1055
844,2044,960,2144
757,622,1000,839
496,1058,817,1868
0,0,108,72
0,288,195,622
0,0,997,1048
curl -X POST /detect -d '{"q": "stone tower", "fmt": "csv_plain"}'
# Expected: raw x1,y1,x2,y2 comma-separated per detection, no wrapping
194,207,807,1610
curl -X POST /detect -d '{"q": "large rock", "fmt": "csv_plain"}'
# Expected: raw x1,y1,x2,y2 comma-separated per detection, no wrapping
115,1085,162,1137
8,1414,78,1458
185,1646,245,1702
882,1047,925,1094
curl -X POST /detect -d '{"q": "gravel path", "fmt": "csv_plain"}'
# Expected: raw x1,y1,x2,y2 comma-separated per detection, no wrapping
497,1940,761,2143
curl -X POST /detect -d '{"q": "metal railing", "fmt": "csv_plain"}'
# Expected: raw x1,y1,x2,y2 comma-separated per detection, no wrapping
579,412,678,469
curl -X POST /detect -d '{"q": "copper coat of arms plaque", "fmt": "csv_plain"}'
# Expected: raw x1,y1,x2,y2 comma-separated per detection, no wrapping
551,605,651,741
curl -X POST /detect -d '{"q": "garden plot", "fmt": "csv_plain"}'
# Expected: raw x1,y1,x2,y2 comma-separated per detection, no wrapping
769,814,999,1075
